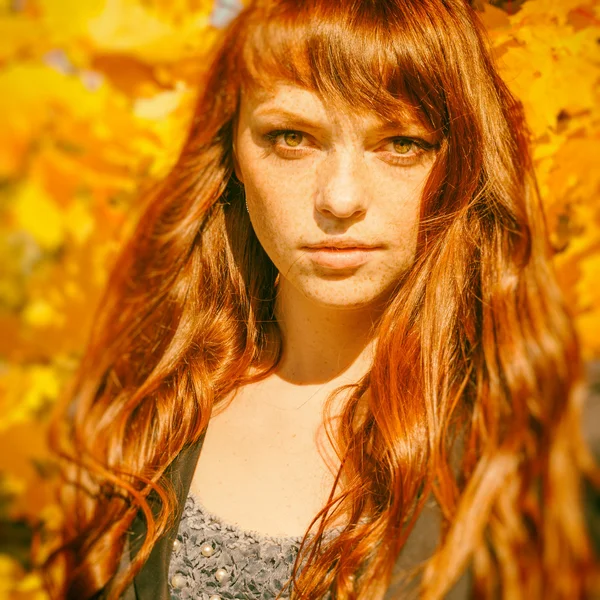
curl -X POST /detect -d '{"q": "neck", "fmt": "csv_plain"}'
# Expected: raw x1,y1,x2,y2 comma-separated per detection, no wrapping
273,281,382,386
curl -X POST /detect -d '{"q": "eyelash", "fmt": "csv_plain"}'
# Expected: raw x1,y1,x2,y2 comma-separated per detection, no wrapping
263,129,435,166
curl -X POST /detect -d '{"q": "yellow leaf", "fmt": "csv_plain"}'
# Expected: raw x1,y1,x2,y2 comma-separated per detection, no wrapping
0,554,49,599
12,181,64,252
15,573,48,595
39,0,105,43
0,365,62,434
0,555,21,593
87,0,216,63
64,199,95,245
0,472,26,499
513,0,593,27
576,309,600,361
133,87,187,120
21,299,65,329
0,63,109,123
499,36,598,136
0,63,113,179
577,252,600,316
0,16,45,63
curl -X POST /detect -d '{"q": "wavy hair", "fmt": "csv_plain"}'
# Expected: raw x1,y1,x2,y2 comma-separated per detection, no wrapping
40,0,598,598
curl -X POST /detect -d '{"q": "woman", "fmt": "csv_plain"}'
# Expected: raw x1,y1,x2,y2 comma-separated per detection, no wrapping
40,0,599,598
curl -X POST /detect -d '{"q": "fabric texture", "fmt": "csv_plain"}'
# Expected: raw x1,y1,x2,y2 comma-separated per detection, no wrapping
168,494,304,599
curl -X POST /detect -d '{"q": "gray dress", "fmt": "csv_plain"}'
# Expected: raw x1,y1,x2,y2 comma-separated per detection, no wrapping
168,494,306,600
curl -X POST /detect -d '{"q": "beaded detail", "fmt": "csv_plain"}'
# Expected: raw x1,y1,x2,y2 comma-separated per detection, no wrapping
168,494,305,599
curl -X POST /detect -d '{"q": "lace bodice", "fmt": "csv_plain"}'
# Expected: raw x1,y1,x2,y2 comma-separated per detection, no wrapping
168,494,304,599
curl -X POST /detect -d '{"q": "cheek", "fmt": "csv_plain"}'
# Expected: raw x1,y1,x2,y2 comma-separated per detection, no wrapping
242,164,313,267
374,172,426,239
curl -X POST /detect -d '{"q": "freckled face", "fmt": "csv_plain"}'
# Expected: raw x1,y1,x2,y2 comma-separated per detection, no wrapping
233,83,438,310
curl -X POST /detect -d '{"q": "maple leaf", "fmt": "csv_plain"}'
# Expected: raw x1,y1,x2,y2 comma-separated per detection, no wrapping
11,181,65,253
86,0,216,63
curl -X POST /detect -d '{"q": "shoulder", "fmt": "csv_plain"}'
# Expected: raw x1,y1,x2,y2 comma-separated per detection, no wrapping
384,361,600,600
105,437,206,599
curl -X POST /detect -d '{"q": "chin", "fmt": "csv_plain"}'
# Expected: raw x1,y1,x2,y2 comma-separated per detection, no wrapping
295,279,392,311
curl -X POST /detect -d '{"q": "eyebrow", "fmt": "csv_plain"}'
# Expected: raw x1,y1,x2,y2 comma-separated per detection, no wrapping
252,107,426,134
252,108,329,131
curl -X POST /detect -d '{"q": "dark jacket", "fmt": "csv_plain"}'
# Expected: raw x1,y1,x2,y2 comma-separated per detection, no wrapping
116,433,471,599
115,363,600,599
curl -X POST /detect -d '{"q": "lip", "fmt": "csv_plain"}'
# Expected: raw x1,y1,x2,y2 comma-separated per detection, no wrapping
305,239,379,250
303,241,381,269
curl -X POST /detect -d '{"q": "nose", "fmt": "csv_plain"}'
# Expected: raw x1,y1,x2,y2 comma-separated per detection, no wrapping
315,151,369,220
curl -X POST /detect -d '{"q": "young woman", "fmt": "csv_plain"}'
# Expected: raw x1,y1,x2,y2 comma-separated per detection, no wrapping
41,0,599,598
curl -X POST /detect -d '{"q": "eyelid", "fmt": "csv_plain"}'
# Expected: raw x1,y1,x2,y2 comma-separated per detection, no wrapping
264,129,313,145
375,136,437,167
264,129,436,165
263,129,317,159
384,136,433,151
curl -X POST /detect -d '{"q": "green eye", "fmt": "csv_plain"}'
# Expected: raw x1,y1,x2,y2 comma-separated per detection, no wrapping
283,132,303,147
393,139,413,154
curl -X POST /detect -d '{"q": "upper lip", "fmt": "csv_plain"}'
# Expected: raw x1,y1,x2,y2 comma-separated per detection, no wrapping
304,239,380,249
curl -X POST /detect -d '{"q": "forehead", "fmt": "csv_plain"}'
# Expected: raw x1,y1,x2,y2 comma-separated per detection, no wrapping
239,81,426,130
232,0,453,138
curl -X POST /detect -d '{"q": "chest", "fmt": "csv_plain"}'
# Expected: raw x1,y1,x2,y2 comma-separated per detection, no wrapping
189,384,343,538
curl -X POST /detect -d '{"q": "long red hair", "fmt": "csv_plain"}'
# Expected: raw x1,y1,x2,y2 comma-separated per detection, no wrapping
40,0,598,598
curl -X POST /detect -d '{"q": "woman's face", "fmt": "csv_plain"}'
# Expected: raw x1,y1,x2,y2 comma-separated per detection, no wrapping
234,82,438,310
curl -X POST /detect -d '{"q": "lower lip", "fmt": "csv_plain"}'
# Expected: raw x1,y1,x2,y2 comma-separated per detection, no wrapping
304,247,378,269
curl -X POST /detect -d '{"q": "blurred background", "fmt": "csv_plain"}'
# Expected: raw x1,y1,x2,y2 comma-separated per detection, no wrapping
0,0,598,597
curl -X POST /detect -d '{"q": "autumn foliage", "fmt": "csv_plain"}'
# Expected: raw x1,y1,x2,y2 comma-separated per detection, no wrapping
0,0,598,597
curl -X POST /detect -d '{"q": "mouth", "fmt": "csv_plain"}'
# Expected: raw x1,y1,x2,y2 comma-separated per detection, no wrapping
303,243,381,269
305,240,380,250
